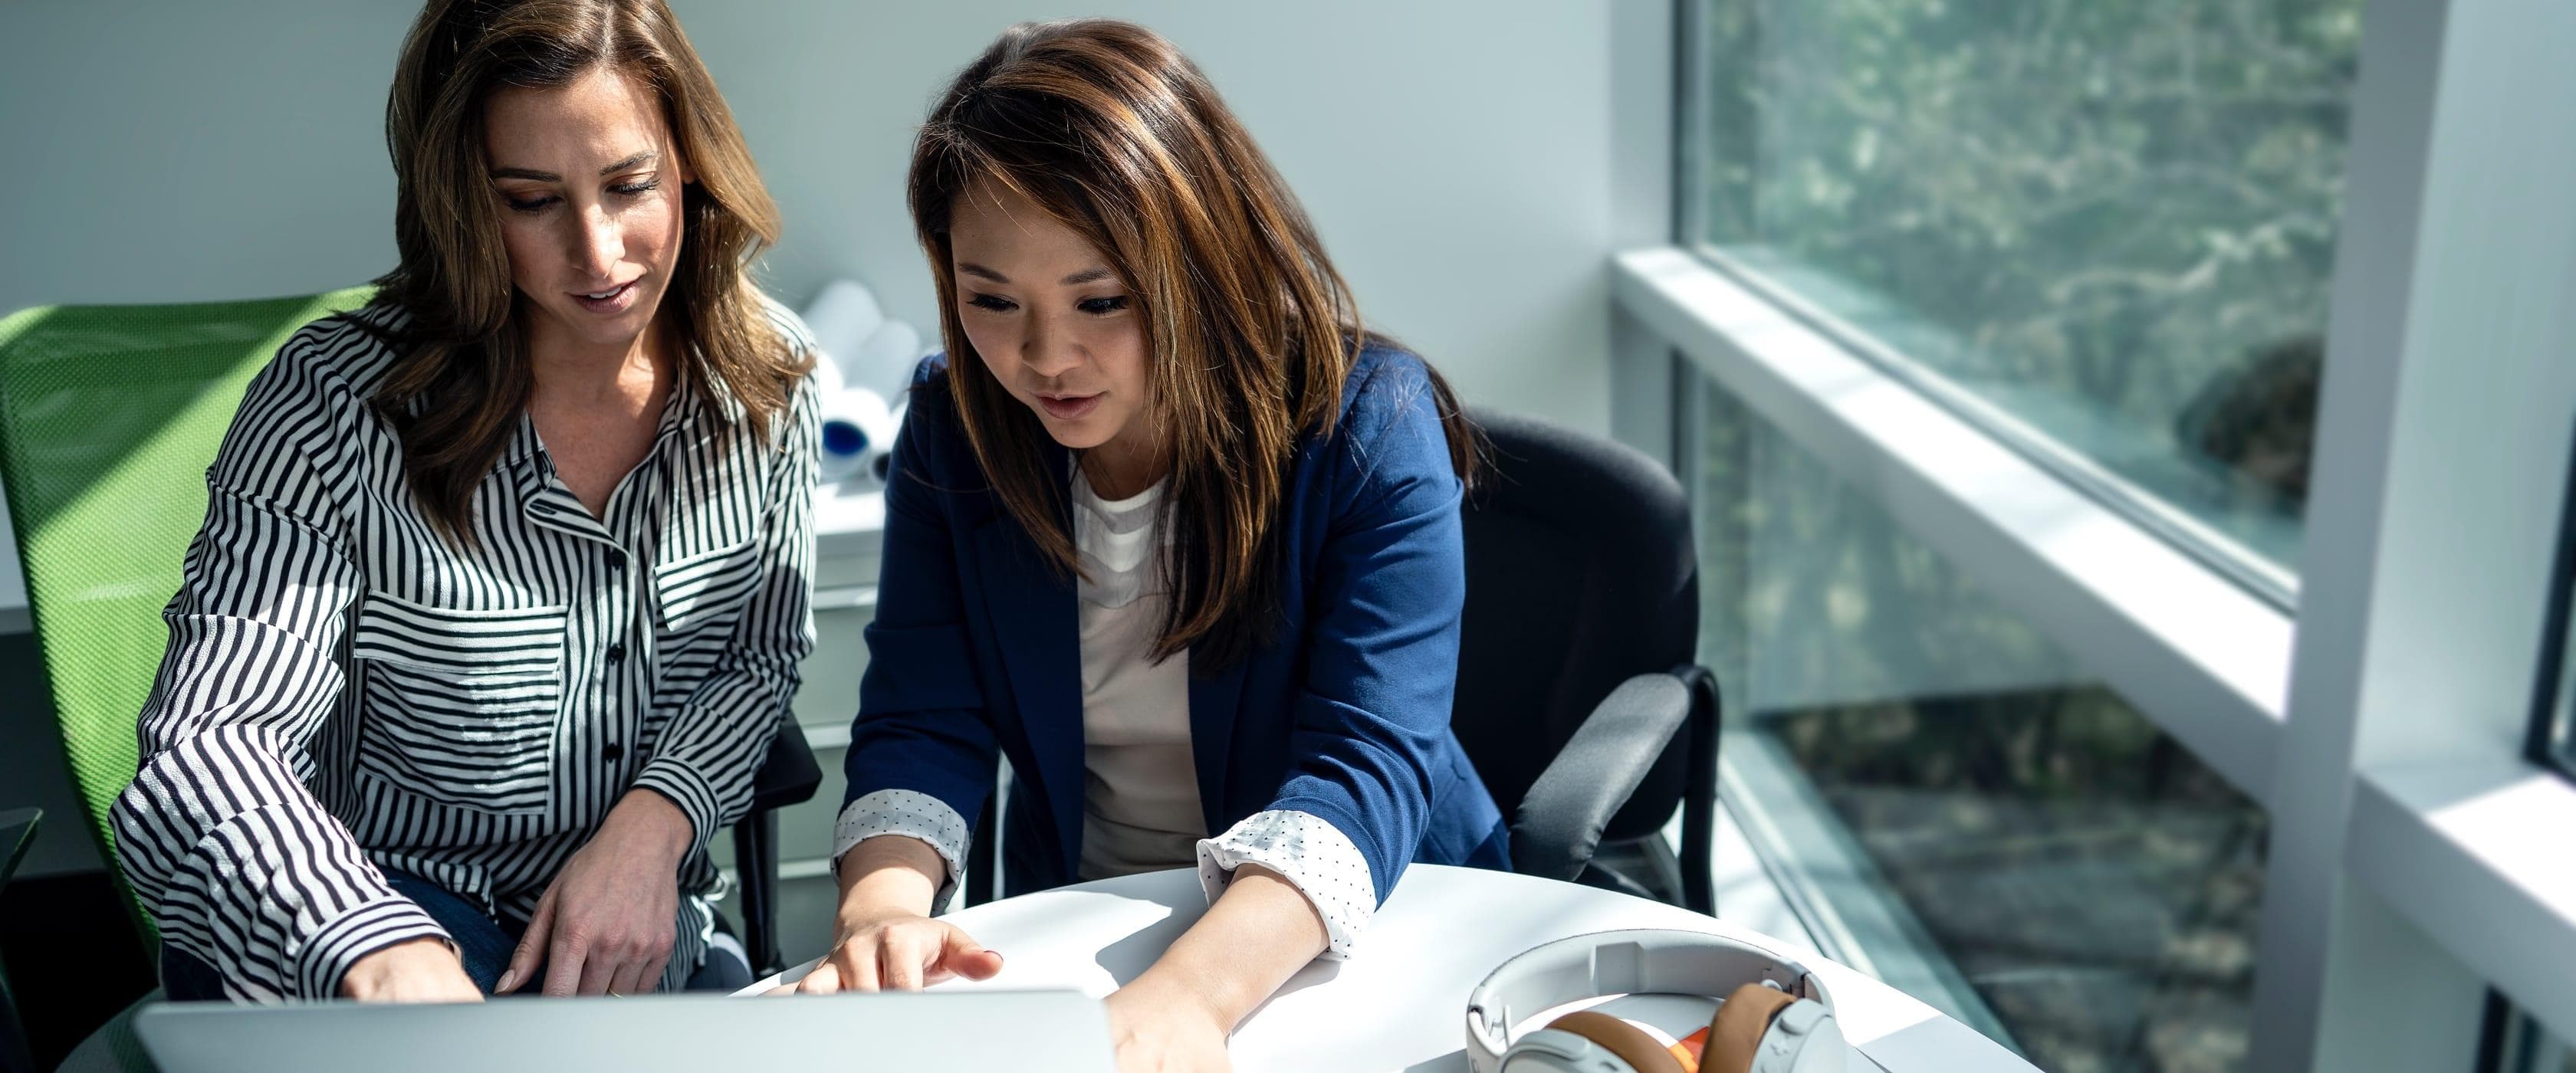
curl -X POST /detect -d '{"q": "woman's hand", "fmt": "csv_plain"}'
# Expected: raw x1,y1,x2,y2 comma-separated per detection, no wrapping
1091,864,1322,1071
339,937,483,1002
495,790,691,996
775,907,1004,994
767,833,1000,995
1104,976,1232,1072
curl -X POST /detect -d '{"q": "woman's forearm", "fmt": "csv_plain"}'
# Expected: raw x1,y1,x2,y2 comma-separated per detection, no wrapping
833,834,947,925
1127,864,1330,1032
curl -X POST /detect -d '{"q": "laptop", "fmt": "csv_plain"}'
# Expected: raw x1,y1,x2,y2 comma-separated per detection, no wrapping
134,989,1115,1073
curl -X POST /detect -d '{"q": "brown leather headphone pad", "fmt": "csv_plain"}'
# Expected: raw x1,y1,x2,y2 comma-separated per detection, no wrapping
1705,983,1800,1073
1544,1009,1689,1073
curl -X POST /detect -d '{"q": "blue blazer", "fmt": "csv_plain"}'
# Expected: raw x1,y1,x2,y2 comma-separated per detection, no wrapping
843,344,1510,903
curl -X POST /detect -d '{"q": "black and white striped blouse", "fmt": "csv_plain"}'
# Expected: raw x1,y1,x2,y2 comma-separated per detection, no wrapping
110,299,820,1001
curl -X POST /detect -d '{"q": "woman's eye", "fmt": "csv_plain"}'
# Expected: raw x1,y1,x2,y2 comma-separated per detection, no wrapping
504,194,557,214
610,178,661,197
1078,296,1130,316
968,294,1018,313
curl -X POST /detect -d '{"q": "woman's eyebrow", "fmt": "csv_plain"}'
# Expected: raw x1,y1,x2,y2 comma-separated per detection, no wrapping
487,150,659,182
600,150,657,175
955,264,1118,286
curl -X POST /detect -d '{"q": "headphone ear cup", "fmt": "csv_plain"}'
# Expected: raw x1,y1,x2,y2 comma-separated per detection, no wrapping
1538,1010,1688,1073
1704,983,1800,1073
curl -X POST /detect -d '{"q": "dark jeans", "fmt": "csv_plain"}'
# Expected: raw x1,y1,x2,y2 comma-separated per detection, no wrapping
161,870,750,999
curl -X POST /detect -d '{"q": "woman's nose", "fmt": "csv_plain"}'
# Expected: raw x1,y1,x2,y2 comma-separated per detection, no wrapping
567,206,625,279
1020,312,1082,378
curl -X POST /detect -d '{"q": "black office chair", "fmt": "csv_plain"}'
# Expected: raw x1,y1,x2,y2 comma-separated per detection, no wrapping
734,716,823,976
1452,409,1718,914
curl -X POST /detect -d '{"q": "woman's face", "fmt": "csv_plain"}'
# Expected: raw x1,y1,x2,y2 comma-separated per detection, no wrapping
948,180,1153,461
484,67,688,356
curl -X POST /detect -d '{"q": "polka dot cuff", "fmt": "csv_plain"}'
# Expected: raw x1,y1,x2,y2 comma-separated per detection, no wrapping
1198,810,1377,961
833,789,972,915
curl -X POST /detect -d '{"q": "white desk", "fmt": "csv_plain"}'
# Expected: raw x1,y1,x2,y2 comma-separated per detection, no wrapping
753,865,2035,1072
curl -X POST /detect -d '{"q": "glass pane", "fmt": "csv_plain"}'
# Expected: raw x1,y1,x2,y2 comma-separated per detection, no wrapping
1691,372,2267,1071
1694,0,2365,573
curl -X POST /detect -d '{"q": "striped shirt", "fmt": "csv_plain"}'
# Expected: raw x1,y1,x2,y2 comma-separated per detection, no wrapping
109,299,820,1001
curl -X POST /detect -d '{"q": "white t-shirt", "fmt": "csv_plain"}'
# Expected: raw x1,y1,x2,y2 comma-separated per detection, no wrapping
1069,469,1204,879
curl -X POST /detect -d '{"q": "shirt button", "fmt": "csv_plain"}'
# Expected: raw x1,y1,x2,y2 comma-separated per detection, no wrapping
608,550,627,571
606,644,626,664
602,743,624,763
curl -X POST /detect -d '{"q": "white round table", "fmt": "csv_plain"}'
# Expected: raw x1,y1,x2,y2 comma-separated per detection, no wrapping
761,865,2035,1072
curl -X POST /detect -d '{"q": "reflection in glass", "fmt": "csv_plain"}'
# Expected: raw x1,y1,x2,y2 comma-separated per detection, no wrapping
1694,0,2362,573
1691,377,2266,1071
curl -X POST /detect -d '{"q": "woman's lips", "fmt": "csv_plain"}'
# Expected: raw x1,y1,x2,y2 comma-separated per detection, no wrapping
1037,393,1102,421
570,279,640,315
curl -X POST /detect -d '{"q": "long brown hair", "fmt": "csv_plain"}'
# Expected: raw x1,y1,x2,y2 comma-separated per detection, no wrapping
910,19,1479,669
370,0,802,542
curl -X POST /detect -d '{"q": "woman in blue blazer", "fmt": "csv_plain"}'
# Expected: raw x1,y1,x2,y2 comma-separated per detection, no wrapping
782,18,1508,1068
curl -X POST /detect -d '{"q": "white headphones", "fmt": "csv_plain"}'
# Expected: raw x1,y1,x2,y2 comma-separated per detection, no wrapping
1464,929,1848,1073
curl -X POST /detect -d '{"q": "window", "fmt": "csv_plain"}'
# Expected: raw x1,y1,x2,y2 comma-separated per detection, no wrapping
1686,0,2364,590
1686,375,2266,1071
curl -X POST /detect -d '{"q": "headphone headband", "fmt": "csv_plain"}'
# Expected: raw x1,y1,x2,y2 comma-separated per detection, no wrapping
1464,929,1832,1072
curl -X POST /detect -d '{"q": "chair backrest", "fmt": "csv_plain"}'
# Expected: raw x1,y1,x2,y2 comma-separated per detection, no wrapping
0,288,373,936
1454,410,1701,843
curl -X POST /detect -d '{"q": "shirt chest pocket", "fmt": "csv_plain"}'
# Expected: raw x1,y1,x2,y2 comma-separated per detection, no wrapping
650,539,763,658
350,592,570,815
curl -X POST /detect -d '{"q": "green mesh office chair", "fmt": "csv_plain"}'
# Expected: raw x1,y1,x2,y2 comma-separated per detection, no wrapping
0,290,373,1069
0,291,817,1055
0,288,379,942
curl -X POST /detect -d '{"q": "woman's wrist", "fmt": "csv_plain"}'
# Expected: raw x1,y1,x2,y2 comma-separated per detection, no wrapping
606,789,695,865
339,936,466,999
832,835,945,930
1116,960,1237,1035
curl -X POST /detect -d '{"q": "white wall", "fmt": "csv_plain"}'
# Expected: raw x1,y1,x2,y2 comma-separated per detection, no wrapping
688,1,1618,431
0,0,1618,431
0,2,417,317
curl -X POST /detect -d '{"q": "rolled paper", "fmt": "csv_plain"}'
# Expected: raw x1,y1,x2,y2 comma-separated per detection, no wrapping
800,279,886,380
848,318,925,402
816,386,899,484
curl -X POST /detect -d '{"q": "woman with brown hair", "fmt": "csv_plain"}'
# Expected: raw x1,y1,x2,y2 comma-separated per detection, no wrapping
111,0,816,1002
803,19,1510,1068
